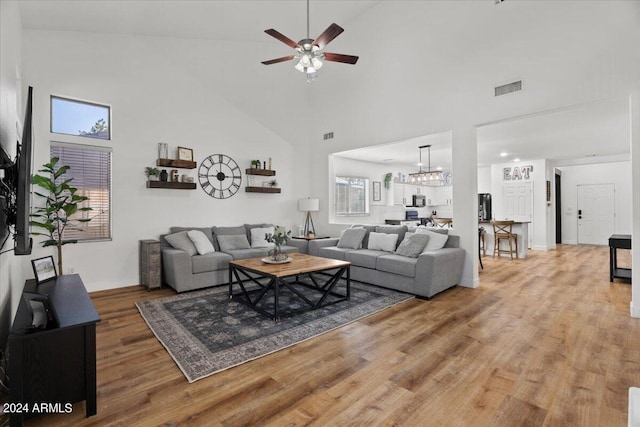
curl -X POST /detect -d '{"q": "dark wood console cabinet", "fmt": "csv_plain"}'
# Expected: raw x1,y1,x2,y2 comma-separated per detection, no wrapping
609,234,631,283
8,274,100,426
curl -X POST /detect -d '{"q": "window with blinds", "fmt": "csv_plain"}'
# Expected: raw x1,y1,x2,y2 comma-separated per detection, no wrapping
335,176,369,216
50,143,112,241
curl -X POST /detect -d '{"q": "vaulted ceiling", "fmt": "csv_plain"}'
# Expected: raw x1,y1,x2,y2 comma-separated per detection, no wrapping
18,1,640,166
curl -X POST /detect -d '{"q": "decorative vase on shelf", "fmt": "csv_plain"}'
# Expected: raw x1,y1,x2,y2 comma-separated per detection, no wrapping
160,169,168,182
158,143,168,159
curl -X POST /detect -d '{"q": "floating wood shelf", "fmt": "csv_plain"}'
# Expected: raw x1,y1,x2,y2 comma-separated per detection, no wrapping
245,186,281,194
147,181,196,190
245,168,276,176
156,159,197,169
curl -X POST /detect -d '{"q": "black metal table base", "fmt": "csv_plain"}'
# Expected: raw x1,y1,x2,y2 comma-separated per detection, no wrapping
228,266,350,321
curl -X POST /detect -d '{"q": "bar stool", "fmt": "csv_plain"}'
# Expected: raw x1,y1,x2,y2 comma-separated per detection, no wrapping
491,220,518,259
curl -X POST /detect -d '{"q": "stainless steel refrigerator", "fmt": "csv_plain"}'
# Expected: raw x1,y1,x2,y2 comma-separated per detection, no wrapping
478,193,492,221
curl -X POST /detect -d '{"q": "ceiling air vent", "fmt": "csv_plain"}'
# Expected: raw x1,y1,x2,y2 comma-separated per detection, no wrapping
323,132,334,140
495,80,522,97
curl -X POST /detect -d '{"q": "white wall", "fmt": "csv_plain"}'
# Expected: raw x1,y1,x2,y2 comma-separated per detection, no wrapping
329,156,399,227
0,0,23,352
478,166,492,194
558,161,632,244
490,159,549,250
22,29,309,292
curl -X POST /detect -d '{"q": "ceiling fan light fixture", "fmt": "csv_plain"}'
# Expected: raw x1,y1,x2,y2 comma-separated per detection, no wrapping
261,0,358,82
311,57,323,69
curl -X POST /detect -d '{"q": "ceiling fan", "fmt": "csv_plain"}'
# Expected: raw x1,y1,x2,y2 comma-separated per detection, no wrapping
261,0,359,82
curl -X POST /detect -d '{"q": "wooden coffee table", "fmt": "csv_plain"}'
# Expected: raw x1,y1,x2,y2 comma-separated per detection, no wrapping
228,253,351,321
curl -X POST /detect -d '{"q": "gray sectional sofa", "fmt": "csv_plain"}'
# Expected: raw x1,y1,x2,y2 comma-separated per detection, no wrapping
160,224,306,293
307,225,465,299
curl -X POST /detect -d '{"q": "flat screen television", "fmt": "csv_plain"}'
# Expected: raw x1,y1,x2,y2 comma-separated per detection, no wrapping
14,86,34,255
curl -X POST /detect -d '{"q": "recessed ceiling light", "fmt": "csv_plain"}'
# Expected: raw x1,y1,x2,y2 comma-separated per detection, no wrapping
436,166,443,171
500,152,508,157
417,162,423,166
514,158,521,162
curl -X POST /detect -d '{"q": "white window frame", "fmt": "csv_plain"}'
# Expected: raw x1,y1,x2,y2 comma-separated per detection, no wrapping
335,176,370,217
50,95,112,141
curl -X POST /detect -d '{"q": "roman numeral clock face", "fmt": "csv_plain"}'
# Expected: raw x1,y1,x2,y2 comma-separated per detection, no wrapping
198,154,242,199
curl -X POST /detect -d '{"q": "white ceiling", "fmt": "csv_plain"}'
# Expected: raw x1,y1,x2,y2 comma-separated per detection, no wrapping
334,96,631,170
17,1,637,170
18,0,380,43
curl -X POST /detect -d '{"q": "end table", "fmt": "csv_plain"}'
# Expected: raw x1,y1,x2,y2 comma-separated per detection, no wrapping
140,239,162,290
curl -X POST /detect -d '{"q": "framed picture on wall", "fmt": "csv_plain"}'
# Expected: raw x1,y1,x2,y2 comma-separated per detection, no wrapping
373,181,381,201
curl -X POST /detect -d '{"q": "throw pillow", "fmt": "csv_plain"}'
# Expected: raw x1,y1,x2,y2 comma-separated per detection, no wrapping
187,230,215,255
395,234,430,258
217,234,251,251
250,226,275,248
367,232,399,252
415,228,449,251
165,231,198,256
337,228,367,249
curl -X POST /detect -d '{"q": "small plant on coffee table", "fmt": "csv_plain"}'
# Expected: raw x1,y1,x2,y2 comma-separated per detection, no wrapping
265,227,291,261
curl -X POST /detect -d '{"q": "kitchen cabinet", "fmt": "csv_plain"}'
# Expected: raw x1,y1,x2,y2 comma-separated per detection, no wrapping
432,186,453,206
393,183,409,205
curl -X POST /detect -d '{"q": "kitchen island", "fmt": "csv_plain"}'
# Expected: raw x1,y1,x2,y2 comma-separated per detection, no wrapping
480,221,531,259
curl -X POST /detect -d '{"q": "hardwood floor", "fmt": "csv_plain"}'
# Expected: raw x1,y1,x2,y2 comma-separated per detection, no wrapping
25,244,637,426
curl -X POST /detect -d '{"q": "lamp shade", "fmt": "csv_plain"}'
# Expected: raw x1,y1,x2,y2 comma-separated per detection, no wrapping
298,198,319,212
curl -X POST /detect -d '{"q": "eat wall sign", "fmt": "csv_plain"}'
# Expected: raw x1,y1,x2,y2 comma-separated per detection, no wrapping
503,165,533,180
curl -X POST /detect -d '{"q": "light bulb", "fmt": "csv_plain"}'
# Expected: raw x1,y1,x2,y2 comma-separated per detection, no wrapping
311,57,323,69
300,55,311,67
294,61,304,72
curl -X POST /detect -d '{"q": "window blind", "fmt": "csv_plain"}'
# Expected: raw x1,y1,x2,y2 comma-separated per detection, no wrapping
335,176,369,216
50,143,112,241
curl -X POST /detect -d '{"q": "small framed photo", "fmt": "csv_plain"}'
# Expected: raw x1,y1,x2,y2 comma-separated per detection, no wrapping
31,256,57,285
372,181,381,201
177,147,194,161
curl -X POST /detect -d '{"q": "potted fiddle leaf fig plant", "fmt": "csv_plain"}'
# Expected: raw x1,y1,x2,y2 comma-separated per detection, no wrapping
30,157,92,274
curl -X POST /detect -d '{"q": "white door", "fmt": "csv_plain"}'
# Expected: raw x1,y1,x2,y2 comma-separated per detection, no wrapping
577,184,615,245
503,182,533,248
503,182,532,222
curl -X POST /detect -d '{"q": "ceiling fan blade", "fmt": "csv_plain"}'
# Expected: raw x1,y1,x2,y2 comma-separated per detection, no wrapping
264,29,299,49
261,55,295,65
313,23,344,49
324,53,359,65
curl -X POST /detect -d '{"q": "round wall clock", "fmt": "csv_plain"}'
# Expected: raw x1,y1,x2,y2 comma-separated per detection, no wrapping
198,154,242,199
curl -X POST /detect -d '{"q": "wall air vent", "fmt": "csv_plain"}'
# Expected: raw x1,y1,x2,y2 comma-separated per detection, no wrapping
494,80,522,97
495,0,506,4
323,132,334,140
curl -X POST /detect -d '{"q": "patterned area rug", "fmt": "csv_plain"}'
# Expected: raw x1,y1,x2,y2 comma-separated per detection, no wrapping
136,278,412,383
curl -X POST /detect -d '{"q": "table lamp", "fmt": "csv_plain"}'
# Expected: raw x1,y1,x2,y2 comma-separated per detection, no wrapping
298,198,319,237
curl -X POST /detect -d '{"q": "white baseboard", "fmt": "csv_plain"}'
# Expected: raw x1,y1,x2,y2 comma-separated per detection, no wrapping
458,276,479,289
631,301,640,319
532,245,550,251
563,239,578,245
